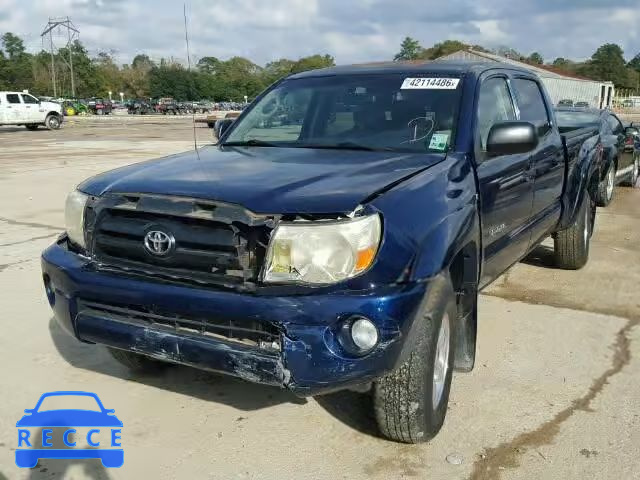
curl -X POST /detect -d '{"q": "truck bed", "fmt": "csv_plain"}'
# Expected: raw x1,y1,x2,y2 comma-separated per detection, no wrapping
560,126,599,161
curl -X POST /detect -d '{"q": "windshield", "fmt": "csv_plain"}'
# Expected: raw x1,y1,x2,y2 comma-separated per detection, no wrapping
224,74,462,153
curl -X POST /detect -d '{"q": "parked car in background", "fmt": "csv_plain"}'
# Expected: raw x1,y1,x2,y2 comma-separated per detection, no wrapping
0,91,63,129
44,62,603,443
156,98,179,115
126,99,154,115
558,99,574,107
627,123,640,174
177,102,194,114
574,101,589,108
556,107,639,206
195,101,214,113
87,98,113,115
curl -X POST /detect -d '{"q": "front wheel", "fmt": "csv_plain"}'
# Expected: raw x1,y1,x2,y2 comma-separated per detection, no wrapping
554,192,594,269
45,114,61,130
373,284,456,443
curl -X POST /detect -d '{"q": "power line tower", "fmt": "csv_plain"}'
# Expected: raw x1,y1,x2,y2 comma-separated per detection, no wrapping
41,17,79,98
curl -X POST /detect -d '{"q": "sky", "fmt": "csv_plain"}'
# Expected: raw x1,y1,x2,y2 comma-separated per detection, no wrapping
1,0,639,66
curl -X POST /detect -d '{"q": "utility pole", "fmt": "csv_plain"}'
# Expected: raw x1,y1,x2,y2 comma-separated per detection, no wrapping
41,17,79,98
48,28,57,98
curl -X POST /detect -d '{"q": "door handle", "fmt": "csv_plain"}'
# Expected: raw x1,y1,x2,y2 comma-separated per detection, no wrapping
25,106,32,109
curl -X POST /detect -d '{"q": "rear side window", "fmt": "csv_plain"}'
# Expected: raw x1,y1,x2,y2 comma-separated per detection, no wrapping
6,94,21,104
476,77,516,150
512,78,551,136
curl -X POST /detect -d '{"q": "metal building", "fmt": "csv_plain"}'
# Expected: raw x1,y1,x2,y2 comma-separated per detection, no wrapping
435,49,615,109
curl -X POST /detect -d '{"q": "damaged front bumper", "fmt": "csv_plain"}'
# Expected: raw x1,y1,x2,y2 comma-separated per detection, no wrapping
42,239,428,396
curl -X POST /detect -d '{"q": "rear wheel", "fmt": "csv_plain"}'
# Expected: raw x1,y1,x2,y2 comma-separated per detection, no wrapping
554,192,593,269
596,163,615,206
373,283,456,443
107,347,167,373
45,114,61,130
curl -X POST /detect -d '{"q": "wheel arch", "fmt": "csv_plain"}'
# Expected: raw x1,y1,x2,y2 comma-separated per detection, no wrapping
559,146,600,230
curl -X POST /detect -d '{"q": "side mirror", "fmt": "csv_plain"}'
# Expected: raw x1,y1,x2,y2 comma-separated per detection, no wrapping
486,121,539,156
214,118,234,140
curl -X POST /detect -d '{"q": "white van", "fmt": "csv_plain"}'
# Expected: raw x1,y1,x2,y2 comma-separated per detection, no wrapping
0,92,63,130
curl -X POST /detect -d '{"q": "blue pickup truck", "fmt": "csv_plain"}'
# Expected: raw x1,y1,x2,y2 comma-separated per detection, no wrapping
42,62,601,443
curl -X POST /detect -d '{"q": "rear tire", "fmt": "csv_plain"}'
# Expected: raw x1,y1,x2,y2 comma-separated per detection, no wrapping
107,347,167,373
373,283,456,443
554,192,593,269
596,163,615,206
621,156,639,187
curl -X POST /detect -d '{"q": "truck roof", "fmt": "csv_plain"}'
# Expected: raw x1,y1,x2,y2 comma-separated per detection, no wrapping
288,60,536,80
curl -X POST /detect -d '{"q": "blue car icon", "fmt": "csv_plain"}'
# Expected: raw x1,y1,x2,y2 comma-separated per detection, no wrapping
16,391,123,468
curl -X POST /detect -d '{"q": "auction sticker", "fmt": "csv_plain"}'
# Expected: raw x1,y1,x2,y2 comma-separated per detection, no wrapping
429,133,450,151
401,78,460,89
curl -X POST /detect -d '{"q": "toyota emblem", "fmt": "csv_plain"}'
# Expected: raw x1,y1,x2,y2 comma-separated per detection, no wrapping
144,230,175,256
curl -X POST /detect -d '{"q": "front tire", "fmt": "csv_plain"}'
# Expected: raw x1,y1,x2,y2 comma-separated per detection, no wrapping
554,192,593,269
45,114,61,130
596,162,615,206
373,284,456,443
107,347,167,373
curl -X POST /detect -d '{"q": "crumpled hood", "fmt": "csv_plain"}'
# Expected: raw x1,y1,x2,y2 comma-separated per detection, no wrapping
79,145,446,213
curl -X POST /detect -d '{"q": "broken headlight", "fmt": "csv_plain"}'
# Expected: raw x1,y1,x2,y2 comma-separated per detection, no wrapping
64,190,89,249
263,214,381,284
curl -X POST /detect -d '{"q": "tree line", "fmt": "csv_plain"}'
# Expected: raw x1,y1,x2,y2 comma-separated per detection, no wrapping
0,32,335,101
395,37,640,92
2,30,639,101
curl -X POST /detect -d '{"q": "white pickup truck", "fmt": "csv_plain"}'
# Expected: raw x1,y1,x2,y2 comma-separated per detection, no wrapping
0,91,63,130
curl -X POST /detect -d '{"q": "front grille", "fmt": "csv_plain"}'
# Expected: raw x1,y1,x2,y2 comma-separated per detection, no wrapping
77,300,281,352
86,194,274,289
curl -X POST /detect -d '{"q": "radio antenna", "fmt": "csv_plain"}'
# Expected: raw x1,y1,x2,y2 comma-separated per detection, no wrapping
183,3,200,157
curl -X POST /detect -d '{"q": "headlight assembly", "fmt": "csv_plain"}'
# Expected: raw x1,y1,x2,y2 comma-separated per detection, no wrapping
64,190,89,248
263,214,381,284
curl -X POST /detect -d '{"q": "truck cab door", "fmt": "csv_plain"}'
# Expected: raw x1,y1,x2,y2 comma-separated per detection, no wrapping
511,78,564,247
474,76,535,287
4,93,27,123
20,93,41,122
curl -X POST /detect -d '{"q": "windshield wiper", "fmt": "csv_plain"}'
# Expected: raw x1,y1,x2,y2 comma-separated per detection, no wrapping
221,139,280,148
298,142,394,152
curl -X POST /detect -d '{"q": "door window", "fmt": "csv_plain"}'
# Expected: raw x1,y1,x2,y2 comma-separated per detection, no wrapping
512,78,551,136
21,94,39,104
6,94,21,104
476,77,516,150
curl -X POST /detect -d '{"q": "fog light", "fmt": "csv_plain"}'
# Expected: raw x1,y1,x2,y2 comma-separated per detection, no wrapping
350,317,379,352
